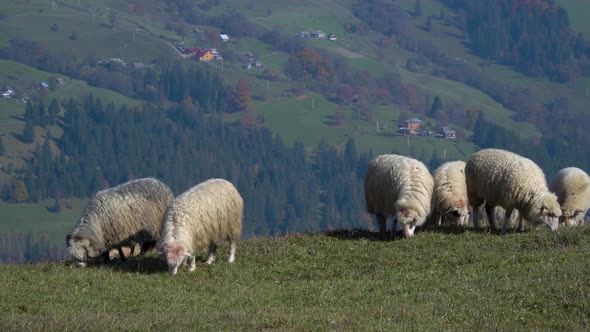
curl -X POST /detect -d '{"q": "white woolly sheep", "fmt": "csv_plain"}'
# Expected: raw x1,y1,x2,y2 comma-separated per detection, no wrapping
158,178,243,276
364,154,434,238
549,167,590,226
430,161,469,227
66,178,174,267
465,148,561,232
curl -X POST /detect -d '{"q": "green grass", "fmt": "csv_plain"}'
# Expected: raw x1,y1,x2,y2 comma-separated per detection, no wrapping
245,93,477,159
560,0,590,40
0,199,86,246
0,60,137,107
0,1,176,63
0,99,25,125
0,227,589,330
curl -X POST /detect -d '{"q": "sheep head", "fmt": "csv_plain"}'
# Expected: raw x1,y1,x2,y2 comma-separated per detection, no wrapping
162,243,189,276
66,233,102,267
445,200,469,226
531,192,562,231
560,208,585,227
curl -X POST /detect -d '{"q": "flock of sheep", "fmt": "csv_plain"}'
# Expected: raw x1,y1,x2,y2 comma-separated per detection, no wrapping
364,148,589,238
66,148,590,275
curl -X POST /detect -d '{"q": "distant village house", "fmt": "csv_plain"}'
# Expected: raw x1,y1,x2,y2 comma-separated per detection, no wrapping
440,126,456,139
220,34,229,42
187,47,214,62
2,88,15,98
297,30,326,38
403,118,423,135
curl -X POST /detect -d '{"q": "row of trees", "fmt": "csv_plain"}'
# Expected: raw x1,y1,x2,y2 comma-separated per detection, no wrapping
443,0,588,81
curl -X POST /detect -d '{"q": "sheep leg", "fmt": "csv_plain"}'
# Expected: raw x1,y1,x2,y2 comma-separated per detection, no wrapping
228,241,237,263
436,213,442,227
117,247,127,262
187,255,196,272
206,243,218,265
517,217,526,232
502,209,515,234
485,205,497,231
472,203,483,231
102,252,110,264
129,245,136,256
377,214,387,238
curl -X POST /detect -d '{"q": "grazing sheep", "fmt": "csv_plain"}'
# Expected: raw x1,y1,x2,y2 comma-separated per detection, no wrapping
549,167,590,226
158,178,244,276
364,154,434,238
430,161,469,227
465,149,561,233
66,178,174,267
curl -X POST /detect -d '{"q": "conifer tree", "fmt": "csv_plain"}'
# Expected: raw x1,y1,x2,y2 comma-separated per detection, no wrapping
22,120,35,143
0,135,5,156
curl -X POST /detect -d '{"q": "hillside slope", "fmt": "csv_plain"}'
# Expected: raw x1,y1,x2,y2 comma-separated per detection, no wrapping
1,229,589,330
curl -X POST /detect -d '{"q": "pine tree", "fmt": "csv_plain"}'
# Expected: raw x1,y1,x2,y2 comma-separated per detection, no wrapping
414,0,422,17
425,17,433,31
22,120,35,143
48,98,60,125
0,135,5,156
430,95,443,116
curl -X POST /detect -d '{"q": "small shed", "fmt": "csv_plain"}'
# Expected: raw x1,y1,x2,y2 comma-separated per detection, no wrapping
2,88,15,98
220,34,229,42
440,126,456,139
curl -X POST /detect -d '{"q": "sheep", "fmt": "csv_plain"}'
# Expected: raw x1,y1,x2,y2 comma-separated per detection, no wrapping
364,154,434,238
158,178,244,276
66,178,174,267
430,161,469,227
549,167,590,226
465,148,561,233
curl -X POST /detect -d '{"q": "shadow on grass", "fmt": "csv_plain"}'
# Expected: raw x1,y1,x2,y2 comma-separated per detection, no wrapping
68,255,168,274
325,225,474,241
324,228,398,242
107,256,168,274
422,224,470,235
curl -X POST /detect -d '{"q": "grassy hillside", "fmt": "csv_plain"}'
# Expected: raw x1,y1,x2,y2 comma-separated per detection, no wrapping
1,228,589,330
0,199,86,246
0,59,137,106
0,1,176,62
